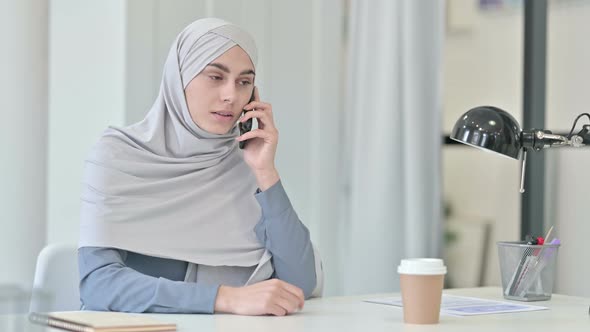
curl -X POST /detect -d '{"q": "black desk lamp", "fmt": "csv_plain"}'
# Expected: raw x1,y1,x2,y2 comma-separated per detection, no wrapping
451,106,590,193
451,106,590,314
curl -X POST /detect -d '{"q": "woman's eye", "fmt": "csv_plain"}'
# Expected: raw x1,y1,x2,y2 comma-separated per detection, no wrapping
209,75,222,81
239,80,252,86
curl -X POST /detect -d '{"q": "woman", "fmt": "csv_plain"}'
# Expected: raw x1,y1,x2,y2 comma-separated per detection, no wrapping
78,18,323,316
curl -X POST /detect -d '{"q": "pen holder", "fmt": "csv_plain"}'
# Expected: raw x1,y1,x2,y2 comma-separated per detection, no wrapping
497,241,560,301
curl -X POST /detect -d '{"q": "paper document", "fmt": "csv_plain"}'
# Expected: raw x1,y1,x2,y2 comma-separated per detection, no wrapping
364,294,548,316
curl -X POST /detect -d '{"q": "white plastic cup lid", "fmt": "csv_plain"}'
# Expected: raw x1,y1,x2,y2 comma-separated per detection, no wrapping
398,258,447,275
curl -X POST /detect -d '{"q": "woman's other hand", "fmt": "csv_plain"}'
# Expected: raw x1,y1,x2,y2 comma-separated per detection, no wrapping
214,279,305,316
237,87,280,191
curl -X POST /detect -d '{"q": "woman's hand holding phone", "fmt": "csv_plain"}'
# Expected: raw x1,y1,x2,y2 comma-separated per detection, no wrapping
238,87,280,191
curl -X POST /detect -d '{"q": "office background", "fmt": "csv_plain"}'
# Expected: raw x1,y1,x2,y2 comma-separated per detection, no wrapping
1,0,588,298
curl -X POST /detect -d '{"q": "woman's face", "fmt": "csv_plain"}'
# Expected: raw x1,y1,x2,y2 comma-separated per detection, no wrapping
185,46,255,134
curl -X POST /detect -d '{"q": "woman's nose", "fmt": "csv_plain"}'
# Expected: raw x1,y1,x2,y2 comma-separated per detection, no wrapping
220,82,237,104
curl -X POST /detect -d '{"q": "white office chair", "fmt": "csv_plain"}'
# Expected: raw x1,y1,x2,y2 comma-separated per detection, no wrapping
30,243,80,312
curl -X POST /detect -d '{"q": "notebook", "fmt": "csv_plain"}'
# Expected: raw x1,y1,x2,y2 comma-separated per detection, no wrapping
29,311,177,332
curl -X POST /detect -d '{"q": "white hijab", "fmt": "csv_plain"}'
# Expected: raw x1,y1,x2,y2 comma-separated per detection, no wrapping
79,18,266,267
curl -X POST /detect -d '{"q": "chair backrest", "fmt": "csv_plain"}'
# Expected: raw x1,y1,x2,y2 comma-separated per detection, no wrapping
31,243,80,312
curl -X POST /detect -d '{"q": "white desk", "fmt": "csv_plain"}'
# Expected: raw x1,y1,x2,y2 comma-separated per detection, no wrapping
42,287,590,332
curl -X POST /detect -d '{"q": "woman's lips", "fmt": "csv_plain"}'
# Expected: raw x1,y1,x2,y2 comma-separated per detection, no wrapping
211,111,236,122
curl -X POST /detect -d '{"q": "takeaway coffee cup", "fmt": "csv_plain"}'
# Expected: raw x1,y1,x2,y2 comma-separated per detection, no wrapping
398,258,447,324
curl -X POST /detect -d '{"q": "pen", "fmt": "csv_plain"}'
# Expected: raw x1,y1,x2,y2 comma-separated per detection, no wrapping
516,238,560,297
544,225,554,243
510,233,547,296
508,242,535,296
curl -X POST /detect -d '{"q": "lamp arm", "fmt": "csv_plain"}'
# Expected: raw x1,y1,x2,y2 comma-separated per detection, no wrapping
535,131,568,147
521,113,590,151
521,127,590,151
521,130,562,150
518,131,570,194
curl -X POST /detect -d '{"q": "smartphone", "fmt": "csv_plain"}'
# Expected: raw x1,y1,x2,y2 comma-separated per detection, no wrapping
238,88,256,149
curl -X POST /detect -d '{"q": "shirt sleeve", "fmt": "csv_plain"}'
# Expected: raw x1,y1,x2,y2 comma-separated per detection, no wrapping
78,247,219,313
253,180,317,298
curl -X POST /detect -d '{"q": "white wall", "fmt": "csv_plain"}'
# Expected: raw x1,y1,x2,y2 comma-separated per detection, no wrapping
546,1,590,297
0,0,48,288
47,0,126,244
308,0,345,296
443,3,523,286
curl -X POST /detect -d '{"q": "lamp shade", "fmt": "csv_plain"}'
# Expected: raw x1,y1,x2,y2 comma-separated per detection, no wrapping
451,106,523,159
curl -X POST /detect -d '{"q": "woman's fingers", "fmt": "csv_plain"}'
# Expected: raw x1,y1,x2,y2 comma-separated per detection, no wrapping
264,281,303,315
243,101,272,113
280,283,305,308
272,294,300,315
268,304,288,316
266,279,304,310
236,128,276,143
240,109,270,122
279,287,304,310
239,110,275,131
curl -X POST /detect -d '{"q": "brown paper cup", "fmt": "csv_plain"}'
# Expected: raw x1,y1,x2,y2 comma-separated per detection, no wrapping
398,258,446,324
400,274,444,324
